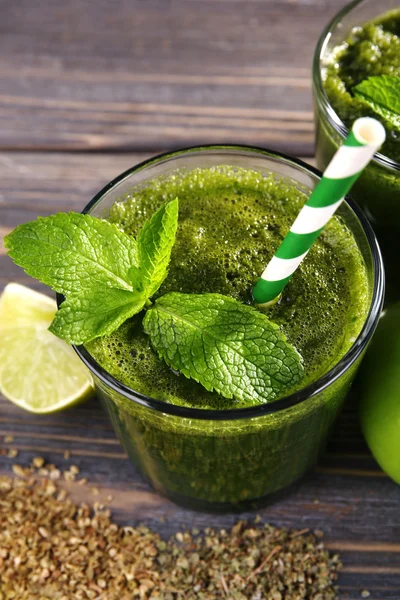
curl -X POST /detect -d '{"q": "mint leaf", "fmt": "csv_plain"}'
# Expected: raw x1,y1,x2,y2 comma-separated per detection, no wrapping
5,202,180,344
131,198,179,297
49,287,146,345
143,292,304,404
4,212,138,295
354,75,400,132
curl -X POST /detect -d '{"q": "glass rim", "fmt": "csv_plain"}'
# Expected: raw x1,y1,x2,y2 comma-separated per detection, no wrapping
68,144,385,421
312,0,400,173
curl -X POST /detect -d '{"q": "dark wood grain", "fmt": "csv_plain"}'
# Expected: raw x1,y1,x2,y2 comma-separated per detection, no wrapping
0,0,351,153
1,151,400,598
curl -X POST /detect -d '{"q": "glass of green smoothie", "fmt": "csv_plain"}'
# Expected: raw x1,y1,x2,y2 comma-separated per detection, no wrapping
72,146,383,510
313,0,400,299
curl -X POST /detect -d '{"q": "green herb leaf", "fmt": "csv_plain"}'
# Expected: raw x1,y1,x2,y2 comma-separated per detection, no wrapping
354,75,400,132
143,292,304,404
49,287,146,345
4,212,138,295
131,198,179,297
5,202,180,343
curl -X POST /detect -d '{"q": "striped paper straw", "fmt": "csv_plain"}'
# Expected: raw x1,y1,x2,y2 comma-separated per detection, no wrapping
252,117,386,307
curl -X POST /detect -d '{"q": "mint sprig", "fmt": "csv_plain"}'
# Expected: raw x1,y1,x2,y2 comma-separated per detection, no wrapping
5,201,179,344
354,75,400,132
6,200,304,403
144,292,304,403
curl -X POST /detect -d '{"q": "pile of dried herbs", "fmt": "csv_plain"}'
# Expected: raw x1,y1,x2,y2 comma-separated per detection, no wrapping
0,463,341,599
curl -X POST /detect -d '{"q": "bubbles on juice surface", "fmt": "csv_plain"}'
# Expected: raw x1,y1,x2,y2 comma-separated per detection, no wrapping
88,166,369,409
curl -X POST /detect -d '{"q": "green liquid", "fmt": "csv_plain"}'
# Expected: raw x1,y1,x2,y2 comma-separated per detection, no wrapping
324,8,400,163
317,8,400,300
87,165,370,506
87,166,368,409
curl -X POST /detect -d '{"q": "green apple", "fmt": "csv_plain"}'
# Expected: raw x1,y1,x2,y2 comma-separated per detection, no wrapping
359,303,400,484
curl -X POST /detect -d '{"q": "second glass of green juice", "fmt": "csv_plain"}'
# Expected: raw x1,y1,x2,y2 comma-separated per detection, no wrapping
73,146,383,510
313,0,400,299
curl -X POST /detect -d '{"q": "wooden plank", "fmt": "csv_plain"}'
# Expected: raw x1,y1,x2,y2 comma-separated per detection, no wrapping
0,0,350,152
1,150,400,598
0,150,316,273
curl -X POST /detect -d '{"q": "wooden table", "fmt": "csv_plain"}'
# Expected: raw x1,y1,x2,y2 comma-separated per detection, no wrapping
1,1,399,597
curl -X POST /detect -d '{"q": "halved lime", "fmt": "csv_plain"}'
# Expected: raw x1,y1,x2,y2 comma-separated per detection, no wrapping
0,283,94,414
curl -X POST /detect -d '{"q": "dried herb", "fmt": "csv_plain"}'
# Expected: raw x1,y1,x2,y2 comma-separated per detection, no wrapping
0,462,341,599
161,522,341,599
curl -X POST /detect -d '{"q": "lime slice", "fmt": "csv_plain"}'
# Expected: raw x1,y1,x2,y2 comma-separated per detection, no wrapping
0,283,94,414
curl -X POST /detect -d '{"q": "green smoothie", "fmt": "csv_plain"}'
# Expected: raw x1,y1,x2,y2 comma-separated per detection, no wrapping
88,166,368,408
84,163,371,506
314,4,400,299
324,8,400,164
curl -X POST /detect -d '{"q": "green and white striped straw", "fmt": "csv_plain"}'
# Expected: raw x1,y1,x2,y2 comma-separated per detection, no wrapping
253,117,386,307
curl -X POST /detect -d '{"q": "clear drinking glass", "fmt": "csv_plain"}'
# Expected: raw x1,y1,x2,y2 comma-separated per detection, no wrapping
312,0,400,298
72,146,384,510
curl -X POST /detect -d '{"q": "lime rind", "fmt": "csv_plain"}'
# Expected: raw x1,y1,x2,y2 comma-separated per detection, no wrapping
0,283,94,414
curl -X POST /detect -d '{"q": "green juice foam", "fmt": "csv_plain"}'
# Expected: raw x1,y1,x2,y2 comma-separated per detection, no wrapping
324,8,400,163
87,166,369,410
